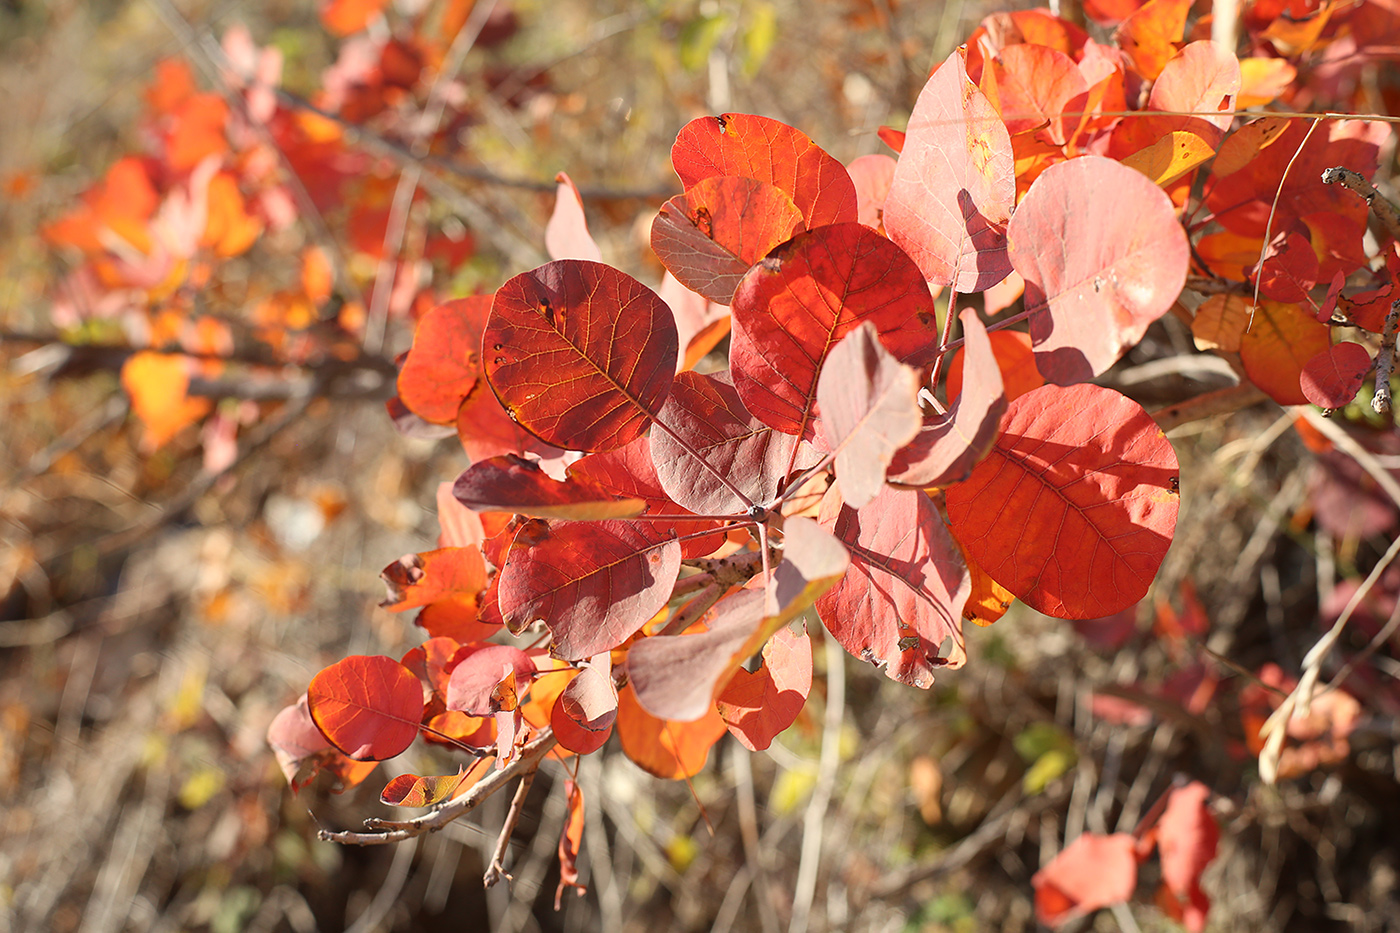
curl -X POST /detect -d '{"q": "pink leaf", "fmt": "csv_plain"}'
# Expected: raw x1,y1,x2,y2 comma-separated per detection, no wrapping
544,171,602,262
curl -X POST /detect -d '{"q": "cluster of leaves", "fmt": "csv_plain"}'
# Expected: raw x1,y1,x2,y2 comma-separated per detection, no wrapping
39,0,519,456
263,0,1400,925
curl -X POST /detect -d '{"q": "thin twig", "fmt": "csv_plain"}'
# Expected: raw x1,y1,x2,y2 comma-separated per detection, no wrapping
319,729,558,845
483,769,537,887
789,635,845,933
731,749,781,933
1320,166,1400,241
1250,116,1324,327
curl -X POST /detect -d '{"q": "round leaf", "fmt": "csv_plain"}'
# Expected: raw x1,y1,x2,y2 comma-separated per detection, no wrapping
1300,342,1373,409
308,656,425,761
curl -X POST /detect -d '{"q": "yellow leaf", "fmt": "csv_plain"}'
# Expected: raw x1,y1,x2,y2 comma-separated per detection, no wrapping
1121,131,1215,188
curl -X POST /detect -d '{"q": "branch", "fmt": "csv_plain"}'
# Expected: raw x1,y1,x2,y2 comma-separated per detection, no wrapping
1373,298,1398,415
1321,166,1400,242
1150,383,1270,432
318,729,558,846
483,769,536,887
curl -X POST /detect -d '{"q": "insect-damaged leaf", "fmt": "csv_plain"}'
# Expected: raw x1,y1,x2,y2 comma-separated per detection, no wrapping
1239,301,1332,405
716,623,812,751
651,175,805,305
397,295,488,424
1300,342,1373,409
379,547,490,643
453,454,646,520
616,683,728,780
1032,832,1139,927
885,49,1015,293
380,764,482,807
1009,156,1188,385
816,485,970,688
889,308,1007,489
485,259,677,452
945,383,1179,619
817,322,923,508
730,223,939,440
497,519,682,660
307,655,425,761
651,370,821,514
627,516,847,721
670,112,858,228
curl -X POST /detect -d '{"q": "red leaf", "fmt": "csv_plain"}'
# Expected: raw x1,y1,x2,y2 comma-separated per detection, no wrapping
544,172,601,262
267,695,378,793
946,327,1042,403
555,779,588,908
552,659,617,754
456,377,564,464
307,656,425,761
1239,301,1332,405
816,485,969,687
730,223,939,439
628,516,848,721
885,49,1016,292
1252,231,1319,303
498,519,682,659
485,260,678,452
945,383,1179,619
445,644,535,716
671,113,858,228
651,175,805,304
717,623,813,751
817,322,923,508
1153,782,1219,933
889,309,1007,489
657,271,731,371
652,370,820,515
1009,156,1189,384
616,683,728,780
847,154,896,229
1301,342,1373,409
401,635,469,701
992,43,1088,144
453,454,645,520
1032,832,1139,926
380,765,479,807
568,437,727,558
397,296,488,425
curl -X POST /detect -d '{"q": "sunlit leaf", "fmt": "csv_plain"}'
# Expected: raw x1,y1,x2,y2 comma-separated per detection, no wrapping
616,683,727,780
552,659,617,754
1033,832,1139,927
398,296,489,425
308,656,425,761
1300,343,1373,409
1239,301,1333,405
545,172,602,262
453,454,645,520
716,623,812,751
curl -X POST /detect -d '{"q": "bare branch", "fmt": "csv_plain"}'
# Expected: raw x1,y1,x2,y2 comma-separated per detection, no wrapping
1321,166,1400,242
483,770,537,887
319,729,558,846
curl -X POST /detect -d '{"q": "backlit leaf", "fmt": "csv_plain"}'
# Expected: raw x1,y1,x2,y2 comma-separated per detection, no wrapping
555,780,587,908
946,327,1042,403
544,172,602,262
1190,295,1251,352
553,660,617,754
1120,130,1216,188
847,154,896,229
889,309,1007,488
1115,0,1191,81
485,260,678,452
121,352,212,451
1252,231,1318,303
1008,156,1189,385
1300,343,1373,409
651,175,804,304
267,695,379,793
1152,782,1219,933
816,484,969,688
945,383,1179,619
885,49,1015,293
616,683,728,780
1033,832,1139,926
1239,301,1332,405
991,43,1087,144
453,454,645,520
308,656,425,761
817,323,923,509
445,644,536,716
397,296,488,424
671,112,858,227
380,766,479,807
498,520,682,659
379,547,488,616
716,623,812,751
730,223,939,439
651,370,819,514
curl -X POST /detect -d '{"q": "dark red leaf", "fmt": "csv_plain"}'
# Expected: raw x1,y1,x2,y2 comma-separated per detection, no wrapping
730,223,940,439
485,259,677,452
397,296,489,424
308,656,425,761
884,49,1016,292
671,113,858,228
889,309,1007,488
1009,155,1189,385
651,370,821,514
1032,832,1139,927
455,376,564,464
497,519,682,659
1253,231,1318,303
816,485,969,687
816,322,923,508
945,383,1179,619
445,644,535,716
453,453,646,520
716,623,813,751
1300,342,1373,409
552,660,617,754
651,175,805,304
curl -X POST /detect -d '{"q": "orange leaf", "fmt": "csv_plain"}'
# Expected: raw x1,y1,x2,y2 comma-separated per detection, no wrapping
379,547,489,615
1238,301,1332,405
946,328,1043,404
1115,0,1191,81
616,683,727,780
1121,130,1217,187
120,352,211,451
320,0,389,36
1190,294,1252,353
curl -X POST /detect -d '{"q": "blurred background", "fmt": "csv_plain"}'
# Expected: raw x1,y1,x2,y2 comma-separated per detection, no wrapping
2,1,1399,931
